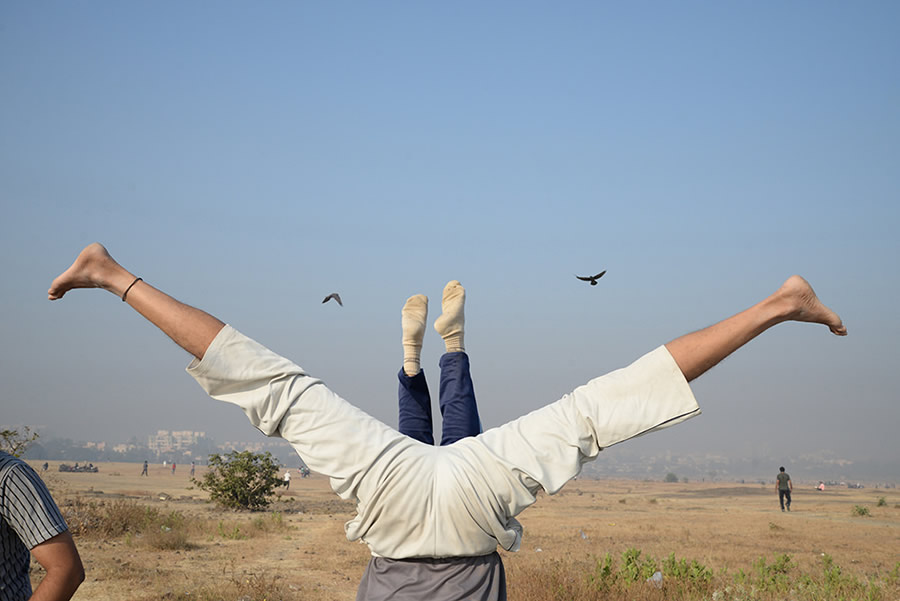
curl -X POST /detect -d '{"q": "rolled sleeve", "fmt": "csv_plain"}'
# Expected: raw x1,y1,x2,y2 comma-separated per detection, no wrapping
186,325,323,436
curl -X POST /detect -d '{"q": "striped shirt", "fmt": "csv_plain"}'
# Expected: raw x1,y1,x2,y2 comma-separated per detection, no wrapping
0,451,69,601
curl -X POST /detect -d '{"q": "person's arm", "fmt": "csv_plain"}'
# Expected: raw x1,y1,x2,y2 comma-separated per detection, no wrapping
788,479,793,492
28,531,84,601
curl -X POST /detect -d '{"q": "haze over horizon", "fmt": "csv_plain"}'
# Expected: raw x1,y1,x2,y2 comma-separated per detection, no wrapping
2,4,897,476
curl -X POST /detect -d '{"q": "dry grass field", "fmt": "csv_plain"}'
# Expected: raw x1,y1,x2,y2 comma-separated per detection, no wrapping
29,461,899,600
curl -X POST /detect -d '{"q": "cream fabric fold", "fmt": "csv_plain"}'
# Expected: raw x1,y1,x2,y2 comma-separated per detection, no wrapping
187,326,700,558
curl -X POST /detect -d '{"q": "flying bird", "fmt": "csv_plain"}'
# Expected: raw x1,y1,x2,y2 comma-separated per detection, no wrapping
576,270,607,286
322,293,343,306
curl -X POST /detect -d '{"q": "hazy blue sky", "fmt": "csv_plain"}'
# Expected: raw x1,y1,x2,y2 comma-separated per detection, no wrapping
1,3,897,471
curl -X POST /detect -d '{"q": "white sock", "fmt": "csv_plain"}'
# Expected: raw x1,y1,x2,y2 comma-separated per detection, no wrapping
434,280,465,353
402,294,428,376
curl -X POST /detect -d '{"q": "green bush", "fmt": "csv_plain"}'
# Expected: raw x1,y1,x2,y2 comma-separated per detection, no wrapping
664,472,679,483
753,553,793,591
852,505,871,517
193,450,283,510
877,496,887,507
589,553,617,590
663,553,712,586
621,548,658,583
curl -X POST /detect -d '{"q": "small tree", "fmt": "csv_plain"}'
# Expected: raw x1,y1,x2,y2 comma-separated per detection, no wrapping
664,472,679,483
0,427,39,457
193,450,283,510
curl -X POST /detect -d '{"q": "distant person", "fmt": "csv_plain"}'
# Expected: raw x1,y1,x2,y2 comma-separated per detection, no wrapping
817,481,825,491
0,450,85,601
171,462,176,475
41,461,49,473
48,242,847,601
283,470,291,490
777,466,793,511
190,461,196,477
141,460,148,476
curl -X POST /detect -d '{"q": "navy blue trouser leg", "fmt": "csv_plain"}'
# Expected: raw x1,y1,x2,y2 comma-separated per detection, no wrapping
398,369,435,445
397,352,482,446
438,352,482,445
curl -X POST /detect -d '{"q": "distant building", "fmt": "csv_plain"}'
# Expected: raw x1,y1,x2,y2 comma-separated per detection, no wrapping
148,430,207,454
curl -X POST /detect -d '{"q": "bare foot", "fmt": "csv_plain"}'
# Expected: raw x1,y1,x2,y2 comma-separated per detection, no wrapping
48,243,131,300
777,275,847,336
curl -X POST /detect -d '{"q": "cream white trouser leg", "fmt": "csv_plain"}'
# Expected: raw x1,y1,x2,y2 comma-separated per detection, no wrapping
188,326,699,558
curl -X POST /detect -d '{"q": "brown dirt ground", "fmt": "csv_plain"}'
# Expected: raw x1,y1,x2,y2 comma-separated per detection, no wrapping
28,461,900,600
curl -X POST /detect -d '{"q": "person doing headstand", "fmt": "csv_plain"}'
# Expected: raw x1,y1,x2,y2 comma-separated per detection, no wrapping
48,243,847,601
357,282,502,598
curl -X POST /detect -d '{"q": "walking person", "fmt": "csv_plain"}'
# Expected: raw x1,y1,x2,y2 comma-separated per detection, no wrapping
48,243,846,601
777,466,793,511
141,460,148,476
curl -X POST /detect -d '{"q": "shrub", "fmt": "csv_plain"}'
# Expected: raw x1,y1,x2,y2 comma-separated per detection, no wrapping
251,511,285,533
753,554,793,591
62,498,195,550
664,472,679,483
852,505,871,517
63,498,159,538
877,496,887,507
0,427,39,457
507,548,900,601
193,450,283,510
663,553,713,586
217,521,247,540
621,548,658,583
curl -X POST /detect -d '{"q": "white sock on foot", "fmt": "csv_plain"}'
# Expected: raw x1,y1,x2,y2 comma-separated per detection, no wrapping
434,280,465,353
402,294,428,376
